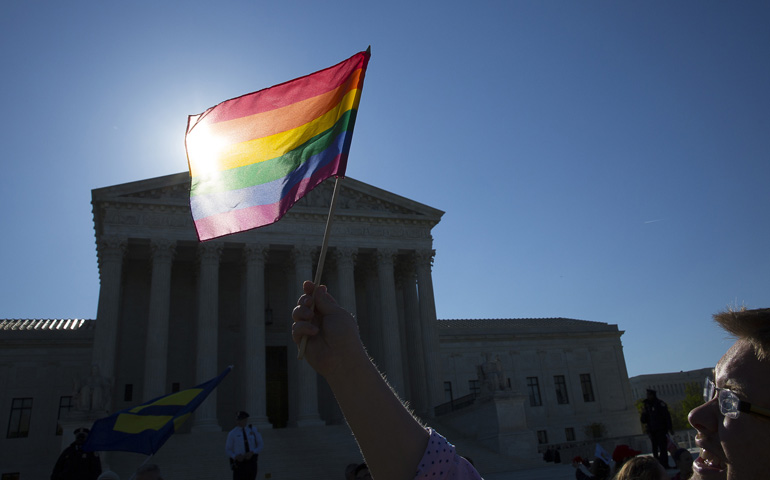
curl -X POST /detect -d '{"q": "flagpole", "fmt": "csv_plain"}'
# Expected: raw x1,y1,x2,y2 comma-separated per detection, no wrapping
298,176,344,360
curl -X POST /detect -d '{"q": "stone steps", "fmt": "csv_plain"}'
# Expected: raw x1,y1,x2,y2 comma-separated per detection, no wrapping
98,420,544,479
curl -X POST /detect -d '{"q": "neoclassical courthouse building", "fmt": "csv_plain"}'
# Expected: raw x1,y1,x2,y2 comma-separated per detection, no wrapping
0,173,642,479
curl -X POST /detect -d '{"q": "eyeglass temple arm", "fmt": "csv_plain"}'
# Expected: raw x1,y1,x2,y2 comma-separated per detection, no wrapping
747,402,770,419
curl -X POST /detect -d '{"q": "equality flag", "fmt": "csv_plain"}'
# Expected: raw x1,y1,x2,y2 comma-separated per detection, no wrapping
185,49,370,241
82,366,232,455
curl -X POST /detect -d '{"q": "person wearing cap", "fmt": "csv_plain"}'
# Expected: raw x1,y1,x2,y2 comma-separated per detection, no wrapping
225,411,264,480
641,388,674,469
51,427,102,480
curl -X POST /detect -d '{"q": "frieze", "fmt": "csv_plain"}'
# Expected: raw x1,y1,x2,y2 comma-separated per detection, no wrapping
264,218,432,240
102,207,193,229
102,204,436,230
99,201,433,239
103,210,141,227
144,213,193,229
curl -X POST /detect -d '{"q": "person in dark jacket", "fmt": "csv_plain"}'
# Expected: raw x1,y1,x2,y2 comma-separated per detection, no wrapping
51,427,102,480
640,388,674,469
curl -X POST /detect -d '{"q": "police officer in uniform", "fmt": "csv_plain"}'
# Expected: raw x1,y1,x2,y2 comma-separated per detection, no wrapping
640,388,674,469
51,427,102,480
225,411,264,480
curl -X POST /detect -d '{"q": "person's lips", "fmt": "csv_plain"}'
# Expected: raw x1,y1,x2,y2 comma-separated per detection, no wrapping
693,447,727,478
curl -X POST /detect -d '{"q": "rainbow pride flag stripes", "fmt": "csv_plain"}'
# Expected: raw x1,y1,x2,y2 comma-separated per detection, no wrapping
185,50,370,241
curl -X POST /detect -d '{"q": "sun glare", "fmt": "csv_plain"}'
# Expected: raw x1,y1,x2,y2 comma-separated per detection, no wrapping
187,122,229,178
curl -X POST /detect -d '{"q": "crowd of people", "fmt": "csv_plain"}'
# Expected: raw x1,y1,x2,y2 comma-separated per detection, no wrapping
50,283,770,480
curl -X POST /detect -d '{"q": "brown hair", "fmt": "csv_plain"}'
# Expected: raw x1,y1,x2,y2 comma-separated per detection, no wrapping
713,308,770,361
614,456,665,480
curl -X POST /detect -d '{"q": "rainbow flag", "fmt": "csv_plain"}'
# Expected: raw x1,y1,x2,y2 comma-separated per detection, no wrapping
185,50,370,241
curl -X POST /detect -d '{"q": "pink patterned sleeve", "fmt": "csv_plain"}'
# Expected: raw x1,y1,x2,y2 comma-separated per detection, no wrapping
414,429,483,480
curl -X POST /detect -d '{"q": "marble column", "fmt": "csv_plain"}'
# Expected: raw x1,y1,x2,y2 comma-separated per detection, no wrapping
400,255,428,416
376,248,405,395
415,249,442,417
192,242,223,432
333,247,358,316
292,246,324,426
143,239,175,401
92,235,127,384
243,244,272,429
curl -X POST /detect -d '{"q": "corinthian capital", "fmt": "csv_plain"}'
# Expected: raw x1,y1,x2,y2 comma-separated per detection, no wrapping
333,247,358,269
414,249,436,268
291,245,317,269
375,248,397,266
151,238,176,263
97,235,127,262
243,243,269,264
197,242,223,264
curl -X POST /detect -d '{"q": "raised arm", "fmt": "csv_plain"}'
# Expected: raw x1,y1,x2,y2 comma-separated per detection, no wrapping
291,281,430,479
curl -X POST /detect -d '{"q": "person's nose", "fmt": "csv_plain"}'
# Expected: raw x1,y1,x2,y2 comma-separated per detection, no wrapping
688,397,720,434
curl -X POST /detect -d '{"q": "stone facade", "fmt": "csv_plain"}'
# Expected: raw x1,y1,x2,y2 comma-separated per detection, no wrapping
436,318,642,449
0,173,642,478
87,173,446,430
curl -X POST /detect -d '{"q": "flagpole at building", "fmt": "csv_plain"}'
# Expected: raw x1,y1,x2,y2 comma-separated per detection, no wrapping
298,176,344,359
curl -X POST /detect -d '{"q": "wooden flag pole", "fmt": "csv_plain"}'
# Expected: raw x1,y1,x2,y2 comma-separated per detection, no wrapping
298,176,344,359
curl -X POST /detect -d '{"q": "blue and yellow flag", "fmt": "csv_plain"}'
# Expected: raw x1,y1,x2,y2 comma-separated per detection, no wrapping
83,366,232,454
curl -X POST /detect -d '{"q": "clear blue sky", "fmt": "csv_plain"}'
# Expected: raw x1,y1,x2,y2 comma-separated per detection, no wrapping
1,1,768,378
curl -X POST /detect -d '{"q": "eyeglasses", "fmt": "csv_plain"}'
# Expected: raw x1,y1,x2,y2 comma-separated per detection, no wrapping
703,377,770,420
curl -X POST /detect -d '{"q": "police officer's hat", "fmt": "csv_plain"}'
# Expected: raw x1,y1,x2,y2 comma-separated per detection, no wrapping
74,427,90,436
236,411,250,419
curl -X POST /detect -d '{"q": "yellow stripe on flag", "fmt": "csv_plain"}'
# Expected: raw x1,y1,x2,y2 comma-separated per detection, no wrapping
114,414,174,434
128,388,203,414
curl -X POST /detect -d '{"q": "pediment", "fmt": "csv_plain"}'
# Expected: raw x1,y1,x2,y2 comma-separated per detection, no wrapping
91,172,444,222
294,177,443,220
91,172,192,206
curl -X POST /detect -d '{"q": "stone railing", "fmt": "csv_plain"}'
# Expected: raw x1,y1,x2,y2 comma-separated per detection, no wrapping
434,392,477,416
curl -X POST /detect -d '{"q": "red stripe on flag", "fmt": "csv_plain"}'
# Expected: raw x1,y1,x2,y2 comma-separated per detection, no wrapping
198,52,369,125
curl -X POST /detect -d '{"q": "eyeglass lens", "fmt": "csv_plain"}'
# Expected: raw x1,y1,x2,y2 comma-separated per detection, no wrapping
706,377,741,419
719,390,740,419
